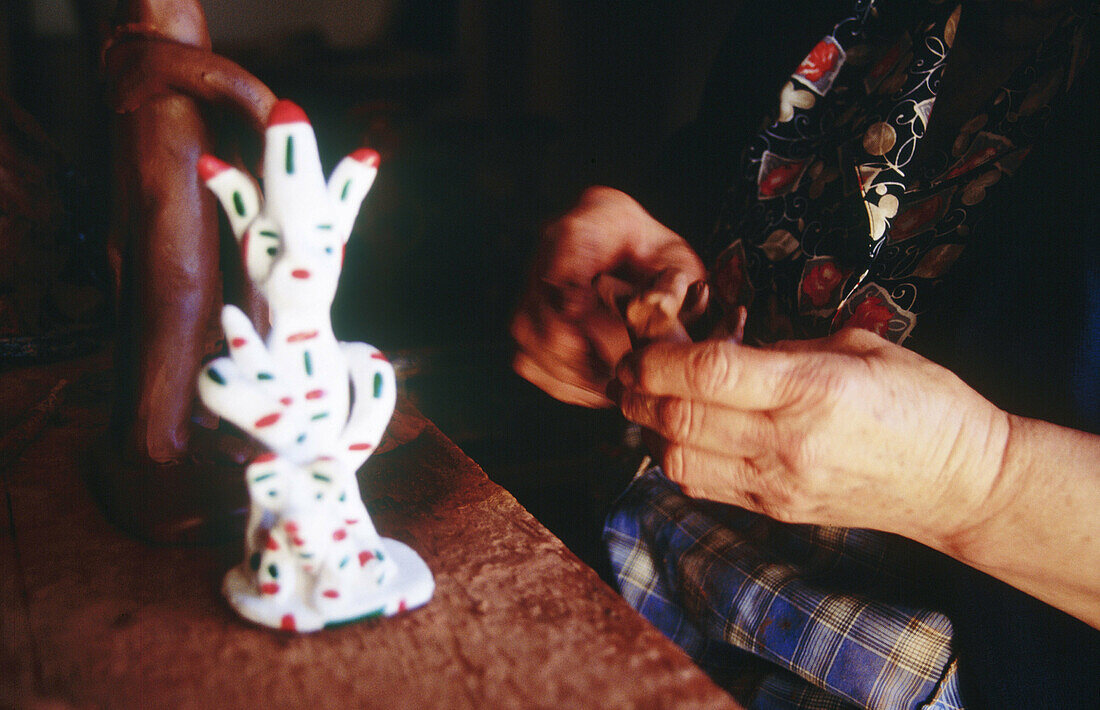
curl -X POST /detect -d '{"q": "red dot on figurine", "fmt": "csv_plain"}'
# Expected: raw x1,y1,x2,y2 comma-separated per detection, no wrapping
265,534,280,551
284,521,299,533
261,582,280,595
280,614,297,631
306,389,325,400
287,330,318,343
350,148,381,168
280,397,293,407
333,529,347,541
348,443,373,452
254,452,277,464
231,337,248,348
255,412,281,428
197,154,231,181
291,269,311,280
398,599,408,613
268,100,309,127
345,519,359,526
358,550,375,566
322,589,340,599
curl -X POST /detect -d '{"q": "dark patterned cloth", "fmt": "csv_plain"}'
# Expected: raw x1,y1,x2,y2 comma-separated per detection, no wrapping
605,2,1098,708
705,1,1089,348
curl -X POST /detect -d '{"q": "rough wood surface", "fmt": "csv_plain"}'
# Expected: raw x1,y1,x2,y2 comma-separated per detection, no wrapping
1,354,741,709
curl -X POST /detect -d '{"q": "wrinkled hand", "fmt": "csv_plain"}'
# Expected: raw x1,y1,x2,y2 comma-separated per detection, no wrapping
511,186,706,407
612,328,1012,548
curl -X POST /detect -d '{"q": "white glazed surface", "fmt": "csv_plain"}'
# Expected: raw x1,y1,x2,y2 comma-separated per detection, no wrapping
197,100,433,632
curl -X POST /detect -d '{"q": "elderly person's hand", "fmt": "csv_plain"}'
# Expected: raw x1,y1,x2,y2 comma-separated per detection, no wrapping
511,186,706,407
612,327,1100,628
612,328,1009,543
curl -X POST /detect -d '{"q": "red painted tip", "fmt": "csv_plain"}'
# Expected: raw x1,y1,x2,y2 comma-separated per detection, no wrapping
291,269,311,280
261,582,280,595
348,443,374,452
287,330,318,343
358,550,375,566
265,534,280,551
398,599,408,613
268,99,309,127
345,519,359,525
253,452,277,464
280,614,297,631
350,148,380,168
197,154,231,181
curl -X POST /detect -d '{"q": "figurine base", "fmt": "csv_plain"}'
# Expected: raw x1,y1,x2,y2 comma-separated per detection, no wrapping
223,538,434,632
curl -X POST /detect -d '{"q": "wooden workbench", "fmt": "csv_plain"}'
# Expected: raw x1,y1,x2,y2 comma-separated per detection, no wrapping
0,353,741,709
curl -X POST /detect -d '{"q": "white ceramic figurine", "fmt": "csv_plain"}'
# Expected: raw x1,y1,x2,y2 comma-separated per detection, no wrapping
196,99,433,632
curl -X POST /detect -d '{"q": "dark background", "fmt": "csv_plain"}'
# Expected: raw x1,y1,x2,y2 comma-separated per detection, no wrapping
1,0,742,568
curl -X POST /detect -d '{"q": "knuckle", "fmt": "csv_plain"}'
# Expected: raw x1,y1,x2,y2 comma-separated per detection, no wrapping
687,341,733,398
661,445,688,485
656,397,695,442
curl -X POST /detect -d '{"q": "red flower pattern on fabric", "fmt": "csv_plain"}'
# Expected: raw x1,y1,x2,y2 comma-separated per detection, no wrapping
847,296,893,336
801,261,844,307
890,194,944,242
797,40,840,83
759,160,806,197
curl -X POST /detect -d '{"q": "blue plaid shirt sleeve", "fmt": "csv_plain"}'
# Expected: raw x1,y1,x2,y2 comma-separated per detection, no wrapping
604,466,965,710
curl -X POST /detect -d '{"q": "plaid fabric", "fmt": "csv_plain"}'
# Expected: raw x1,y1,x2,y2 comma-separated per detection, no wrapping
604,466,965,710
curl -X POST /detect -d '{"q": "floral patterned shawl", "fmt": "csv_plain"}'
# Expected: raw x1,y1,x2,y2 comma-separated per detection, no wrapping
708,0,1091,346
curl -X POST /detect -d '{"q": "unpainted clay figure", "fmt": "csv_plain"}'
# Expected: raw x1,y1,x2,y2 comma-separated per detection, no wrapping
197,100,433,632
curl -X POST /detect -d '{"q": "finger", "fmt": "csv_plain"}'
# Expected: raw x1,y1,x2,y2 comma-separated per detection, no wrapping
262,100,327,222
221,305,276,380
593,273,635,320
511,301,618,387
198,356,303,448
624,269,699,345
327,148,380,242
198,154,260,239
657,443,785,517
616,389,773,458
618,339,812,411
513,350,613,408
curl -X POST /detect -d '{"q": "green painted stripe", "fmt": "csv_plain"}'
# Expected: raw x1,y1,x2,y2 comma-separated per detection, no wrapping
286,135,295,174
296,432,307,444
373,372,383,398
206,368,226,385
259,230,279,238
256,372,274,381
232,191,246,216
303,350,313,376
340,179,351,200
252,472,276,482
311,472,331,482
317,224,332,230
311,412,329,421
339,556,349,569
